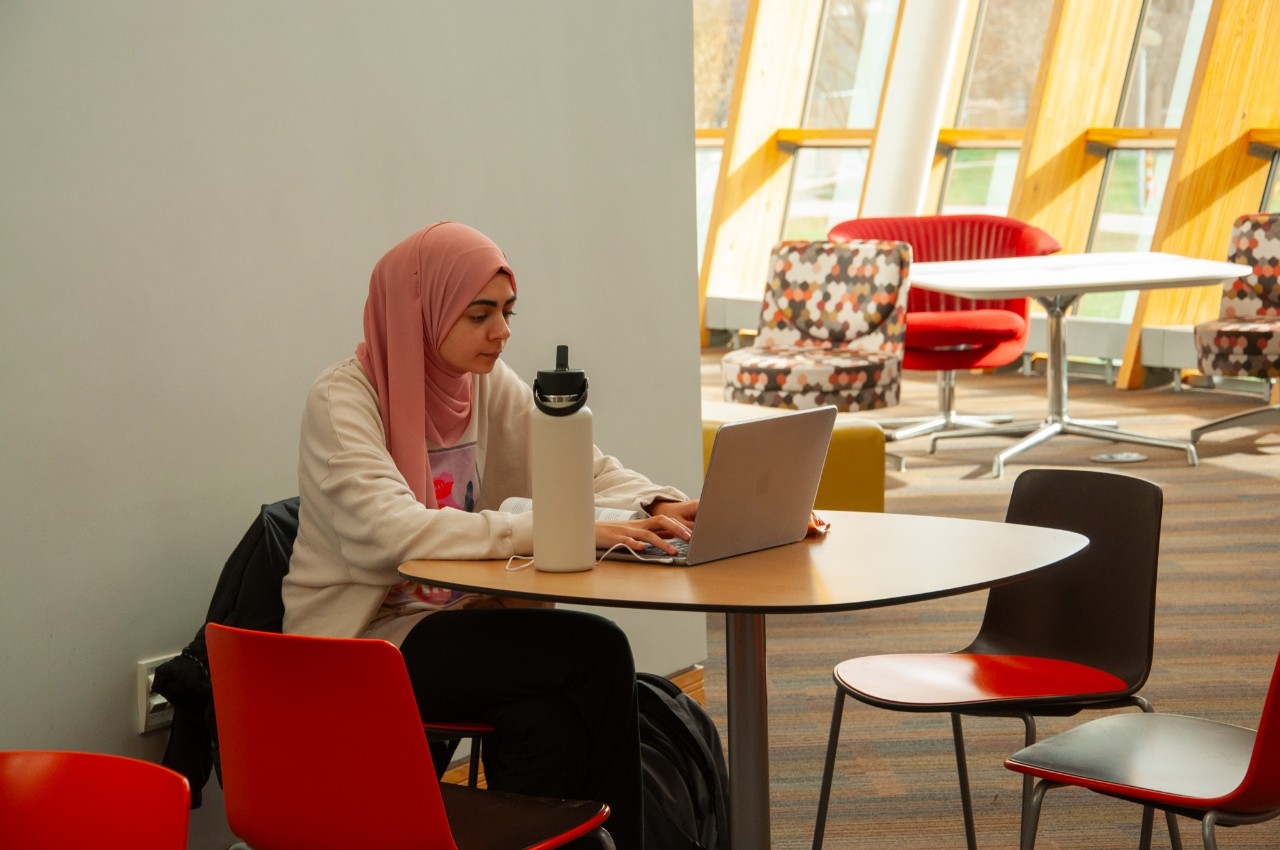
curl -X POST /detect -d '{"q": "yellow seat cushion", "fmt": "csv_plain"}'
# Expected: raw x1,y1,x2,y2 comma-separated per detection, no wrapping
700,401,885,513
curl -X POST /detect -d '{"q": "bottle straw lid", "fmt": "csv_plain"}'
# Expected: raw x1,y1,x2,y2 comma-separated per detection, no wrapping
533,345,588,415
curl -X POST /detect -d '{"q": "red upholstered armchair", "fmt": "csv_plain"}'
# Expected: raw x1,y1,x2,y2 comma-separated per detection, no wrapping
828,215,1062,441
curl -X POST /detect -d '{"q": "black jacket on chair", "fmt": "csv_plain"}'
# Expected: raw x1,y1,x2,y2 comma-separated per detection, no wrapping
151,497,299,807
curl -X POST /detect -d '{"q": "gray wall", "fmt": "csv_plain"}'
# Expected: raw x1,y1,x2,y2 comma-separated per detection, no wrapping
1,3,705,846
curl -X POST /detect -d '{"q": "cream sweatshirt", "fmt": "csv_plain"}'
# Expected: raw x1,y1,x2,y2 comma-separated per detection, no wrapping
282,357,687,645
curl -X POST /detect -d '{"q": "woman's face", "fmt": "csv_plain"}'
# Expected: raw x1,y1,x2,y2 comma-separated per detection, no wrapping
439,272,516,374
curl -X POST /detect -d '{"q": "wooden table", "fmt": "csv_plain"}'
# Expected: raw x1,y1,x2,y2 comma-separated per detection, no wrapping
911,252,1244,477
400,510,1088,850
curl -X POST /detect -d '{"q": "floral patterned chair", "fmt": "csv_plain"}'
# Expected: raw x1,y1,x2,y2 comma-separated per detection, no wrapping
1191,212,1280,443
721,239,908,412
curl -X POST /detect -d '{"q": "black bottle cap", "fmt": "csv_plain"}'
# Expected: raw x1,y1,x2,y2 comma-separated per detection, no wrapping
533,345,588,415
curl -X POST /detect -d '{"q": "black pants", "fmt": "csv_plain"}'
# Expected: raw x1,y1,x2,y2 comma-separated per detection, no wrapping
400,607,642,850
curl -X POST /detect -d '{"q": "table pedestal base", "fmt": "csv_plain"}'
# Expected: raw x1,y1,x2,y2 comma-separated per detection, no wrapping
726,612,770,850
931,416,1199,477
921,294,1199,477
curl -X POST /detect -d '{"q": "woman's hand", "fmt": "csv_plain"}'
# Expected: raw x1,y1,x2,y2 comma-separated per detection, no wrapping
649,499,699,525
595,513,693,556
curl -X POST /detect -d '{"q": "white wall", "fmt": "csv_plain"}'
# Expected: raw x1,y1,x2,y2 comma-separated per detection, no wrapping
0,3,704,847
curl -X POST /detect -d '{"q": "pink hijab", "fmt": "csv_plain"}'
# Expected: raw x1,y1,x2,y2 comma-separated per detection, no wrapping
356,222,515,507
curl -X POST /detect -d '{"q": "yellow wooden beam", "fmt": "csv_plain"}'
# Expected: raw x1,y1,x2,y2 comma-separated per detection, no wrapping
695,128,726,147
936,128,1024,151
773,128,874,151
697,0,825,343
1082,127,1179,156
1007,0,1145,252
1246,128,1280,158
1117,0,1280,388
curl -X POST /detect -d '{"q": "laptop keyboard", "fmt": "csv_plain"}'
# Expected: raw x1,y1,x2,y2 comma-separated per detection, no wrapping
636,538,690,558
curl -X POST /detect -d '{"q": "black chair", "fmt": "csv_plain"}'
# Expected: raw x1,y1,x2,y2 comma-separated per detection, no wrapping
813,469,1178,850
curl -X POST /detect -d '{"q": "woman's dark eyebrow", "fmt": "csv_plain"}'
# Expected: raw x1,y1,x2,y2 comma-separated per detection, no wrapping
467,295,518,309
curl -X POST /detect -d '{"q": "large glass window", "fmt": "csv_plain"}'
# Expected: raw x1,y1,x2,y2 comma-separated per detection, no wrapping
936,0,1054,213
1092,149,1174,253
1082,0,1211,322
781,148,870,239
693,0,748,267
695,147,723,268
1117,0,1211,130
694,0,747,129
779,0,898,238
956,0,1054,129
939,149,1021,215
802,0,897,130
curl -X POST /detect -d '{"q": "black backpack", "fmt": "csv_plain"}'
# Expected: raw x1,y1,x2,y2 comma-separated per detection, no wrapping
636,672,730,850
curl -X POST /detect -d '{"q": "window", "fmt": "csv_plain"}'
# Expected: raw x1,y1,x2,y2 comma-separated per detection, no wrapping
693,0,747,130
937,0,1054,213
693,0,748,266
780,0,898,239
939,149,1021,215
1084,0,1211,322
955,0,1053,130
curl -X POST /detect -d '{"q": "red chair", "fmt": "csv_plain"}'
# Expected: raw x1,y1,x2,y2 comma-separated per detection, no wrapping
1007,650,1280,850
206,622,610,850
812,469,1178,850
0,750,190,850
828,215,1061,441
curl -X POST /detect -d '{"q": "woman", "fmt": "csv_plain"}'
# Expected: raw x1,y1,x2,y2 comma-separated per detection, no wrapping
282,221,698,849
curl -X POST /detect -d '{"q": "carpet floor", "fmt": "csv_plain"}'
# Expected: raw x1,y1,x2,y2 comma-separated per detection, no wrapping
699,353,1280,849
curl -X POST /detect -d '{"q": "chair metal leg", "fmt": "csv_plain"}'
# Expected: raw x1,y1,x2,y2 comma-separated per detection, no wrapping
1134,698,1183,850
1016,713,1037,837
884,371,1015,442
1139,800,1155,850
1020,779,1059,850
467,738,483,788
1203,814,1220,850
812,689,848,850
1190,403,1280,443
950,714,979,850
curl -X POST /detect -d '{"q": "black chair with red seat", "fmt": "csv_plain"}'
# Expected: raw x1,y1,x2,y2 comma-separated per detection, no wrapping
812,468,1178,850
1008,650,1280,850
828,214,1061,442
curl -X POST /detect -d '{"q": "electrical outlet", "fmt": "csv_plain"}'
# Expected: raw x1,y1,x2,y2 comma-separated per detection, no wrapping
136,654,178,734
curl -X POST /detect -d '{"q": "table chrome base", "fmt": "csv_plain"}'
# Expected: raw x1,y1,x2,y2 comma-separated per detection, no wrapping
930,417,1199,478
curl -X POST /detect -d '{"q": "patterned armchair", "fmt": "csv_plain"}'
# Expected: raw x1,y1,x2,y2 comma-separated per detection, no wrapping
721,240,908,412
1191,212,1280,443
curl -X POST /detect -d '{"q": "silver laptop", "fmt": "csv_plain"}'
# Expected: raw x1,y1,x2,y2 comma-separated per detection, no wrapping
602,405,837,566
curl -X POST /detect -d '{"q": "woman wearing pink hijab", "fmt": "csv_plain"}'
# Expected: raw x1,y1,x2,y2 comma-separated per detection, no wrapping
283,221,698,849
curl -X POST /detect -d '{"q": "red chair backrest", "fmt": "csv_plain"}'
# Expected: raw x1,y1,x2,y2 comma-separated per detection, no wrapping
828,214,1062,315
1228,650,1280,813
206,623,458,850
0,750,190,850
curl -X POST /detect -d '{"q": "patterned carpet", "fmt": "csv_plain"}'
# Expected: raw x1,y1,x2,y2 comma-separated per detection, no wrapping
699,354,1280,849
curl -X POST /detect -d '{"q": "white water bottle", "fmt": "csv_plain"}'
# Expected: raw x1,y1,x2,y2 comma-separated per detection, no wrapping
531,345,596,572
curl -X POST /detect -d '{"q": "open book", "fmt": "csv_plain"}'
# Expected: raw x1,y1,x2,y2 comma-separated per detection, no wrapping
498,496,644,522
